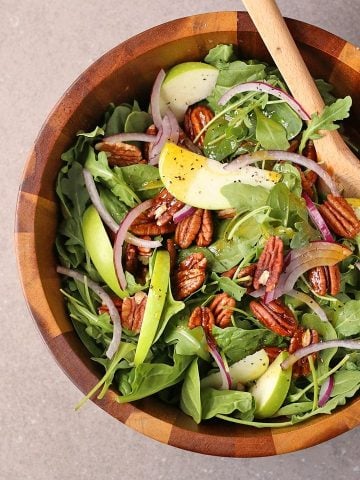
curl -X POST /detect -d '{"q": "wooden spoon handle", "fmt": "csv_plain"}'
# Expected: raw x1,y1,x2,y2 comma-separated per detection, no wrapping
242,0,360,197
242,0,325,116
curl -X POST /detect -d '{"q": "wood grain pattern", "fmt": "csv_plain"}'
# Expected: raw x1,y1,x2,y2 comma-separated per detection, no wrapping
15,11,360,457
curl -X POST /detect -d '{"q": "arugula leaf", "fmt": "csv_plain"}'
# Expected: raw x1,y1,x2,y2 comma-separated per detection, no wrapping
180,359,202,424
84,148,140,207
61,126,104,165
99,186,128,224
273,162,302,197
299,96,352,152
333,300,360,336
255,108,289,150
204,44,236,68
217,61,266,87
117,353,193,403
203,117,247,161
210,272,246,301
330,370,360,397
201,388,254,420
315,79,337,106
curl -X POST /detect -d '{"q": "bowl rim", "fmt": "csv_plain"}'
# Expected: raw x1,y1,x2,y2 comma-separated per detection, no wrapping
15,11,360,457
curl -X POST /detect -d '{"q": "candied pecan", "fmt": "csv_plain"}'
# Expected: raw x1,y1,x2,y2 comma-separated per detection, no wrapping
137,236,152,265
289,327,319,377
303,140,317,161
121,292,147,333
175,209,213,248
209,293,236,328
143,124,158,160
221,264,257,289
287,139,300,153
318,195,360,239
249,299,297,337
166,238,177,273
125,243,139,275
253,236,284,292
95,141,146,166
188,306,215,331
308,264,341,296
98,297,122,315
173,253,207,300
184,105,214,146
147,189,184,227
130,211,176,236
263,346,284,363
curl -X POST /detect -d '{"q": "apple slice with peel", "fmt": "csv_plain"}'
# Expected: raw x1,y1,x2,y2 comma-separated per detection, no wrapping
82,205,126,298
160,62,219,121
200,349,269,389
250,351,292,419
159,142,281,209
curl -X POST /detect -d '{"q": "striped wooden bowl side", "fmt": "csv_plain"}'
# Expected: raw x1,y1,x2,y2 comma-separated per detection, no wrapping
15,11,360,457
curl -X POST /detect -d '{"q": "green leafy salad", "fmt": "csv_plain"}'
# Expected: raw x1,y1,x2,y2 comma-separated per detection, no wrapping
56,44,360,427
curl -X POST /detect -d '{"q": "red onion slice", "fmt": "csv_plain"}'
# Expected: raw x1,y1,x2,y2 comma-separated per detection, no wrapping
148,119,169,166
303,193,334,242
150,69,166,130
224,150,340,196
318,375,335,407
98,133,156,145
83,168,119,233
165,108,180,144
281,340,360,370
287,289,329,323
206,337,231,390
56,266,122,359
113,199,154,290
126,232,162,249
173,205,196,224
218,81,310,121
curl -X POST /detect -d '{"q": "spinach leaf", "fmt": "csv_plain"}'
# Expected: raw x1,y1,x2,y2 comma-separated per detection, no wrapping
121,164,162,200
124,111,152,133
217,61,266,87
203,117,247,161
264,102,303,140
255,108,289,150
204,44,236,68
299,96,352,152
154,282,185,343
105,105,132,136
221,183,269,211
117,353,193,403
201,388,254,420
330,370,360,397
333,300,360,336
212,325,285,362
180,359,202,424
210,272,247,301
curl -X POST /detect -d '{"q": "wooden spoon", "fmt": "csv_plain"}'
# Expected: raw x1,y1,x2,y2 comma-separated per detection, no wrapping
242,0,360,197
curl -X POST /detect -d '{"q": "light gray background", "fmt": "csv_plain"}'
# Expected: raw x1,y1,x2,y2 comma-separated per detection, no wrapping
2,1,360,479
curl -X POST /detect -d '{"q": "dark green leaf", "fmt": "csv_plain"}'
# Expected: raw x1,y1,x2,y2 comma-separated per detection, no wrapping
180,359,202,424
201,387,254,420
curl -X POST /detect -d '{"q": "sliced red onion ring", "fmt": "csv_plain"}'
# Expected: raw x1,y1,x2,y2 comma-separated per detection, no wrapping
83,168,119,233
56,266,122,359
318,375,335,407
303,192,334,242
218,81,310,121
224,150,340,196
113,199,154,290
98,133,156,145
165,108,180,144
268,242,351,301
281,340,360,370
150,69,166,130
148,118,170,166
206,335,231,390
126,232,162,249
173,205,196,224
287,289,328,322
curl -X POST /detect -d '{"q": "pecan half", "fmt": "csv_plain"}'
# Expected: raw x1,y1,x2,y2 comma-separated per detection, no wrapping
263,346,284,363
184,105,214,146
172,253,207,300
221,264,257,292
130,212,176,236
147,189,184,227
289,327,319,377
95,141,146,166
175,209,213,248
308,264,341,296
143,124,158,161
217,208,236,219
249,299,297,337
121,292,147,333
188,306,215,330
253,236,284,292
124,243,139,275
209,292,236,328
318,195,360,239
98,297,122,316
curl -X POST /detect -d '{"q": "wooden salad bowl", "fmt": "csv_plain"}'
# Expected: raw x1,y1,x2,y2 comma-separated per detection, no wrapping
15,12,360,457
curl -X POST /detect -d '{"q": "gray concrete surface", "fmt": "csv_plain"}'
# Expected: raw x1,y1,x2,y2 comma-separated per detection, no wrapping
1,1,360,478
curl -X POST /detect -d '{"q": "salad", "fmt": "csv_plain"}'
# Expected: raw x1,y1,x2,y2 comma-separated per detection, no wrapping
56,44,360,427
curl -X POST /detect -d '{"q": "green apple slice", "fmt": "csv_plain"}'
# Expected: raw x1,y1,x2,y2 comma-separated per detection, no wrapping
250,351,292,419
159,142,281,209
134,250,170,366
200,349,269,389
82,205,126,298
160,62,219,121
